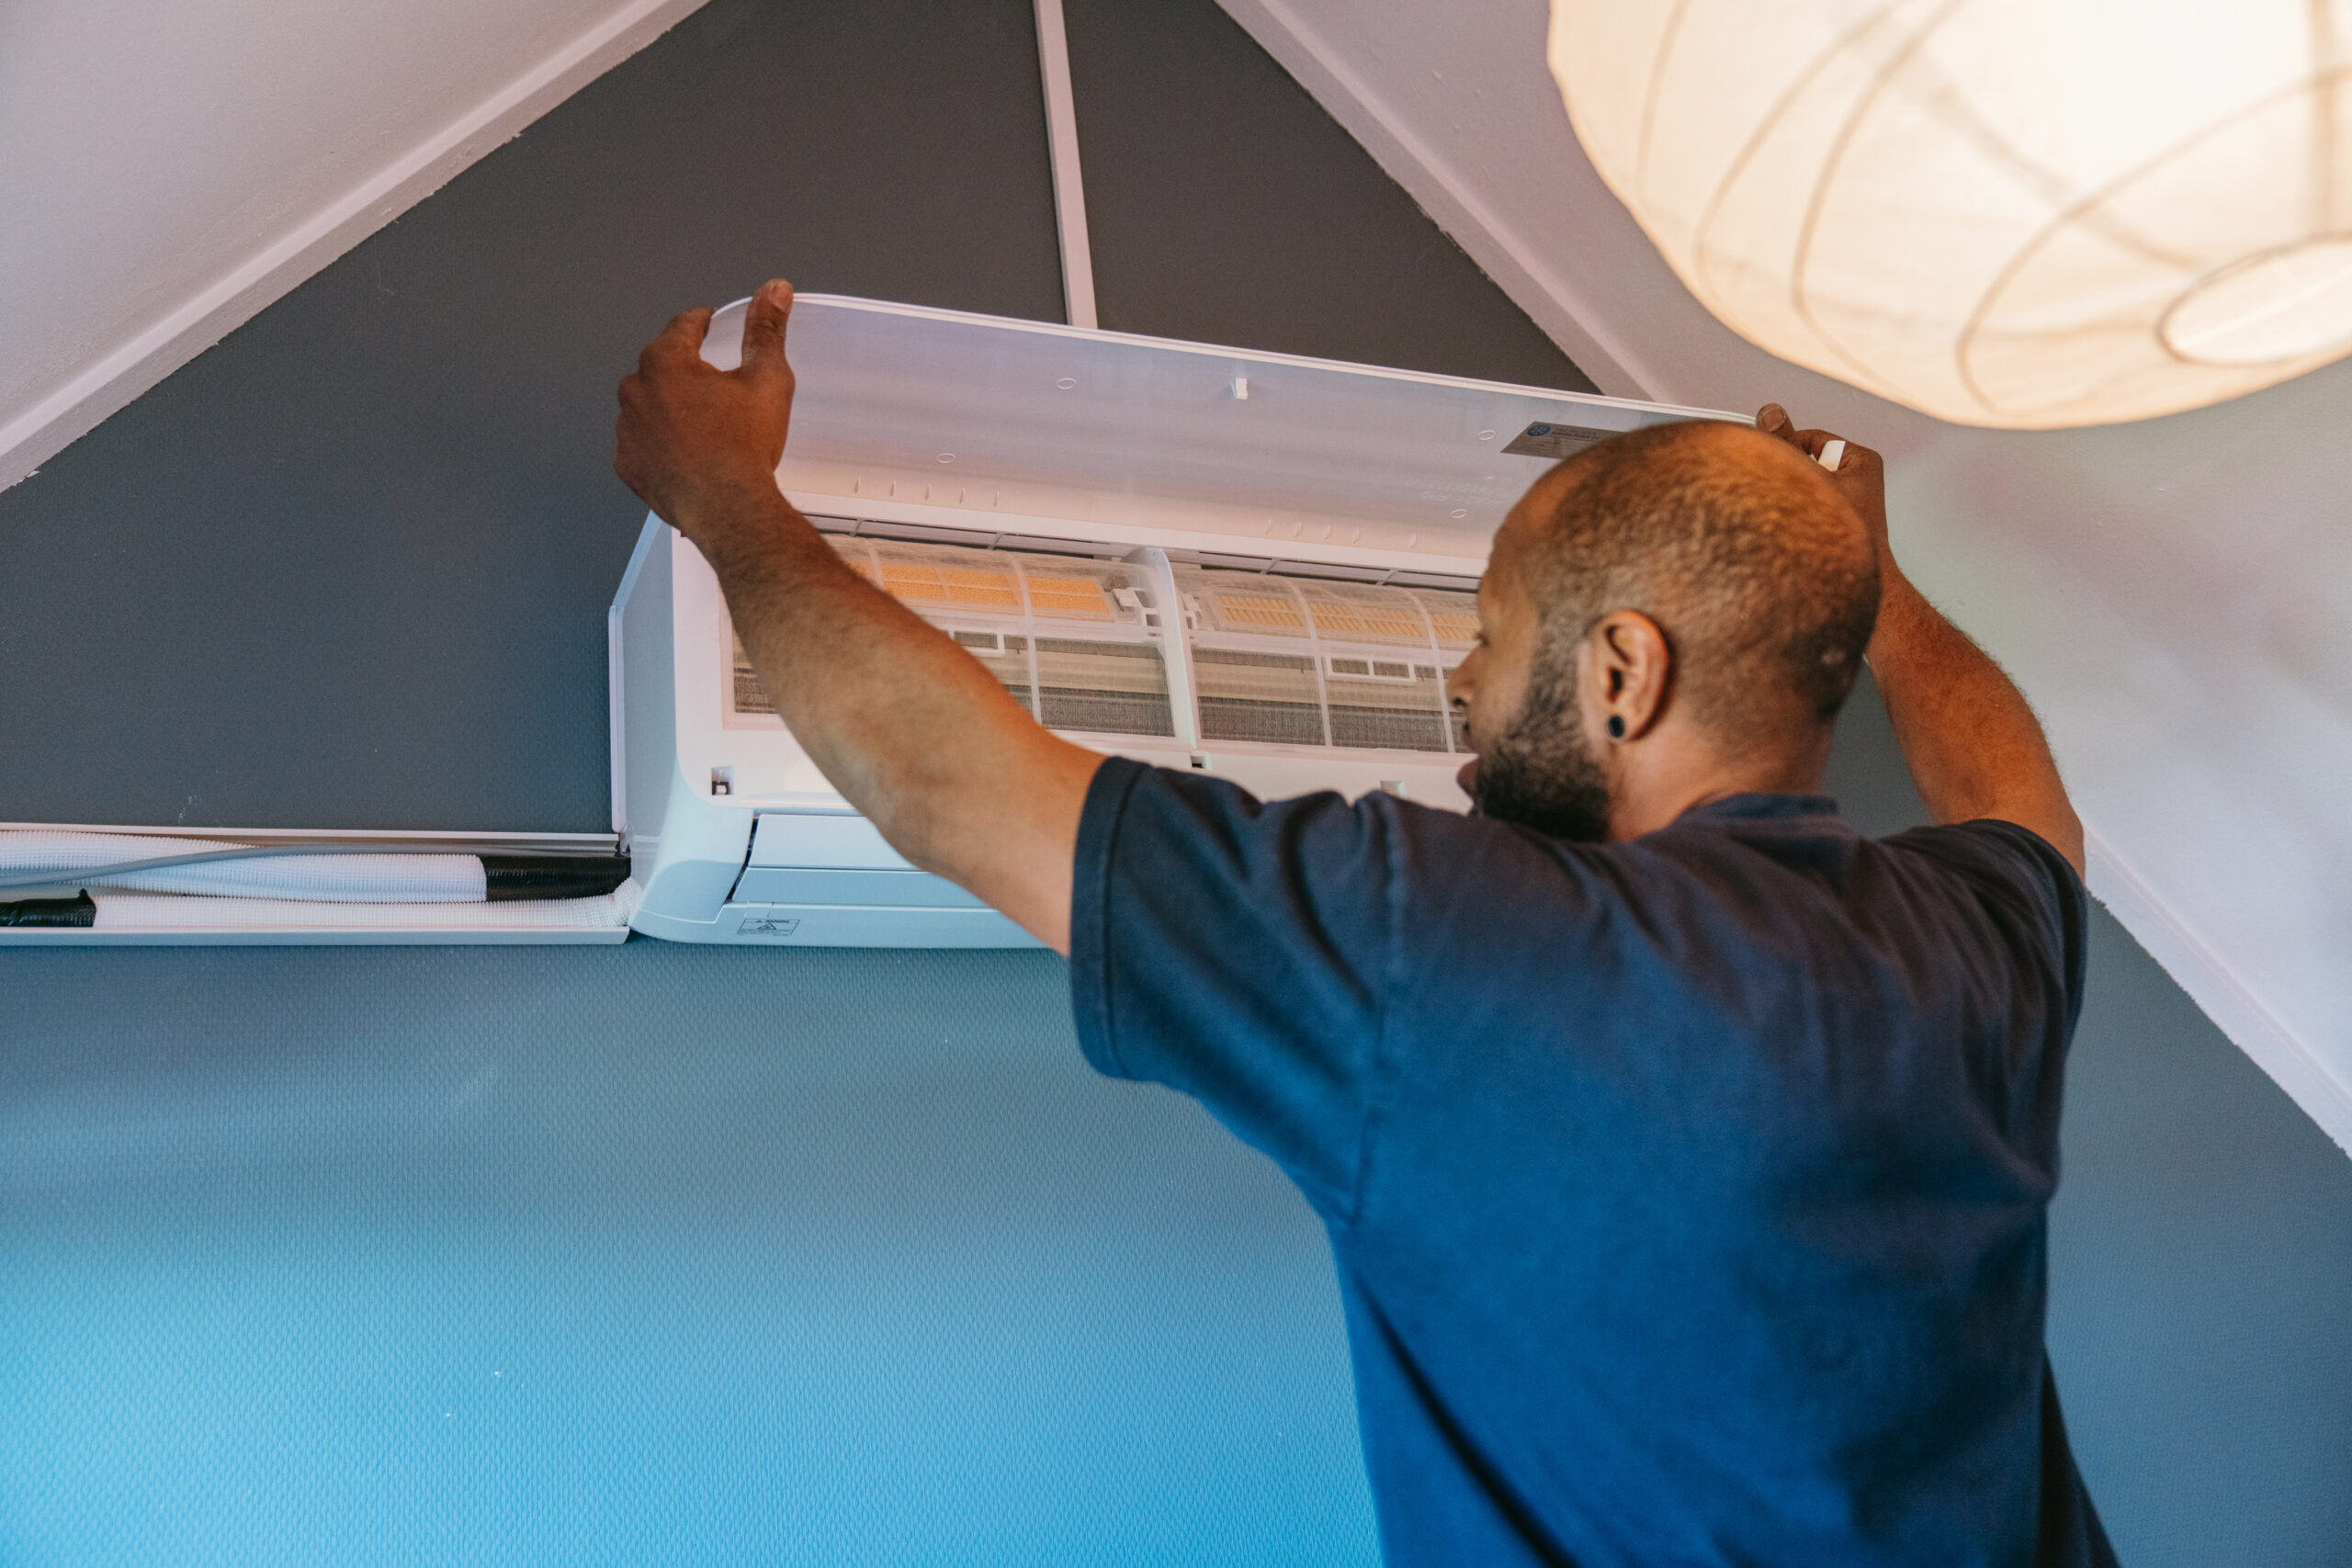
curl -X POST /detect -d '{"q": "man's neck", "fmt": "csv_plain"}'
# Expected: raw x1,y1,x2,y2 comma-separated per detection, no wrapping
1606,727,1828,841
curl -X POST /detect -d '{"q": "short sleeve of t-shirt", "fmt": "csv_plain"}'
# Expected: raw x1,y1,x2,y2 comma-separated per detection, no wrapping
1882,818,2092,1039
1069,757,1397,1219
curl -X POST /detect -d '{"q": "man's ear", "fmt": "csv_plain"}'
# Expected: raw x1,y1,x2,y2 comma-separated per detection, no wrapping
1588,610,1672,742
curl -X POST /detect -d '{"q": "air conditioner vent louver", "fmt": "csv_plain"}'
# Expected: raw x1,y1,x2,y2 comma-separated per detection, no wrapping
1173,559,1473,757
725,535,1477,759
728,537,1179,739
1196,649,1326,747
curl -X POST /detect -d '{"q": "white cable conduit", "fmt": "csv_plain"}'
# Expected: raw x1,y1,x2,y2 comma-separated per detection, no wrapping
0,830,488,902
91,890,636,931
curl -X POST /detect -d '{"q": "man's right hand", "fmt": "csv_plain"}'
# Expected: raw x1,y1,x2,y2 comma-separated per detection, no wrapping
1750,403,2085,875
1756,403,1889,559
615,279,799,553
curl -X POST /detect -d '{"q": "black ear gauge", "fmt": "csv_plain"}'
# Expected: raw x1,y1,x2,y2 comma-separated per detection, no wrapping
1606,715,1627,739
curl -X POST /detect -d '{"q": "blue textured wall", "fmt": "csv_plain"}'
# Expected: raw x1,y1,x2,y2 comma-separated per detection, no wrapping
2,946,1374,1564
5,1,2351,1563
10,906,2352,1564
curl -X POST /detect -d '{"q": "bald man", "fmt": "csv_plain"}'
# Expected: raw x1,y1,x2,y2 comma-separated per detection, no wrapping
616,282,2116,1568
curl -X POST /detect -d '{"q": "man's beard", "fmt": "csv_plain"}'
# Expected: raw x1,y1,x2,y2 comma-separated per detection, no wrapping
1469,643,1613,842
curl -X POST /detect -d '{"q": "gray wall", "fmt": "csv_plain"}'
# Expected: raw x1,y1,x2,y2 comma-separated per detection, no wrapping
4,2,2348,1563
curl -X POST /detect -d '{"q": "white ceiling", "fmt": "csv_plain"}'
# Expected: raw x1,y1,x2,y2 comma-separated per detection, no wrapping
2,0,2344,1151
0,0,702,491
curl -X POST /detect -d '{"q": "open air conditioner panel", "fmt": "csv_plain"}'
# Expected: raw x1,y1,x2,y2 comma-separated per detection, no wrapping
615,295,1735,949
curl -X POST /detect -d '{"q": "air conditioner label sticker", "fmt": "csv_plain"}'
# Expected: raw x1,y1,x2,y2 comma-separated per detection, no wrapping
1501,422,1622,459
739,914,801,936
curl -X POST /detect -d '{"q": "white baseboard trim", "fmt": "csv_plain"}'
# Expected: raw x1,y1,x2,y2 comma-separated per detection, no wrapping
1213,0,1662,400
2087,829,2352,1157
0,0,708,496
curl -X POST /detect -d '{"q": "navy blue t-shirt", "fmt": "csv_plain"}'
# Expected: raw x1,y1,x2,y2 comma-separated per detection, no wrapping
1069,757,2116,1567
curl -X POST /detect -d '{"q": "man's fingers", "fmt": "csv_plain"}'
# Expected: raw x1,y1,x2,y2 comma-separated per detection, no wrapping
1757,404,1826,457
1758,405,1852,463
739,278,796,383
640,307,716,374
660,305,716,348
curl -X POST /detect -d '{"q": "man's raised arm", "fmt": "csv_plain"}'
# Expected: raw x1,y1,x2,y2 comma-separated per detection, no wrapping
1758,405,2086,876
614,280,1102,951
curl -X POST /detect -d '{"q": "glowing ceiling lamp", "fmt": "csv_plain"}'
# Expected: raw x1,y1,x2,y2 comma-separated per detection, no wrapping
1549,1,2352,427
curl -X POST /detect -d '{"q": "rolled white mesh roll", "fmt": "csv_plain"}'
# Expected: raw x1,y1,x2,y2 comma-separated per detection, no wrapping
92,891,634,930
0,831,486,902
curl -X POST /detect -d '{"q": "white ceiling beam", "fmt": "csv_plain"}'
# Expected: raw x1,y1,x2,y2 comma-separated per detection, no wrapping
1033,0,1101,331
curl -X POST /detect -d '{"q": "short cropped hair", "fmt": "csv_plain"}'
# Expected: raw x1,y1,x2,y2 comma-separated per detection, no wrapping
1521,422,1878,742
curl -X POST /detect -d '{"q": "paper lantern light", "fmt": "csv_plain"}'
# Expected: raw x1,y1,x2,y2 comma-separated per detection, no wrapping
1550,1,2352,427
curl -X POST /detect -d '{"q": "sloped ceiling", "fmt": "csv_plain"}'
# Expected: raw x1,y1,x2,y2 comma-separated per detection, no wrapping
3,0,2344,1152
0,0,703,491
1217,0,2352,1150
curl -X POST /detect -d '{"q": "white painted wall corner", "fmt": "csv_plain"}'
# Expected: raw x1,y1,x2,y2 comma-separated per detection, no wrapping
2086,832,2352,1157
0,0,708,497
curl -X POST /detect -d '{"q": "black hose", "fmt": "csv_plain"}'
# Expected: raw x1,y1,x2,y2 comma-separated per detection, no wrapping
0,892,96,928
481,855,634,901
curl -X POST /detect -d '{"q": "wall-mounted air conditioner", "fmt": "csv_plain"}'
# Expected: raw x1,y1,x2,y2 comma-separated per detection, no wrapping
614,295,1733,947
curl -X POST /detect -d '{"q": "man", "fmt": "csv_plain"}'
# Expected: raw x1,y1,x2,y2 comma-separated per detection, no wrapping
615,280,2117,1566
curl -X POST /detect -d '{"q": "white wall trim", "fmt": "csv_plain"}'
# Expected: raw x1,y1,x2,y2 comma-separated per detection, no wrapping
0,0,708,496
1214,0,1663,400
2087,829,2352,1157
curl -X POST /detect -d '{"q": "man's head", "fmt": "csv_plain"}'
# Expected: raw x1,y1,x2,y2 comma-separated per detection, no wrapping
1448,421,1879,840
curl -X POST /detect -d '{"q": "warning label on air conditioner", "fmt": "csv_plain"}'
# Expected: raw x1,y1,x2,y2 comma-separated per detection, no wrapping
1500,422,1622,459
739,914,801,936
